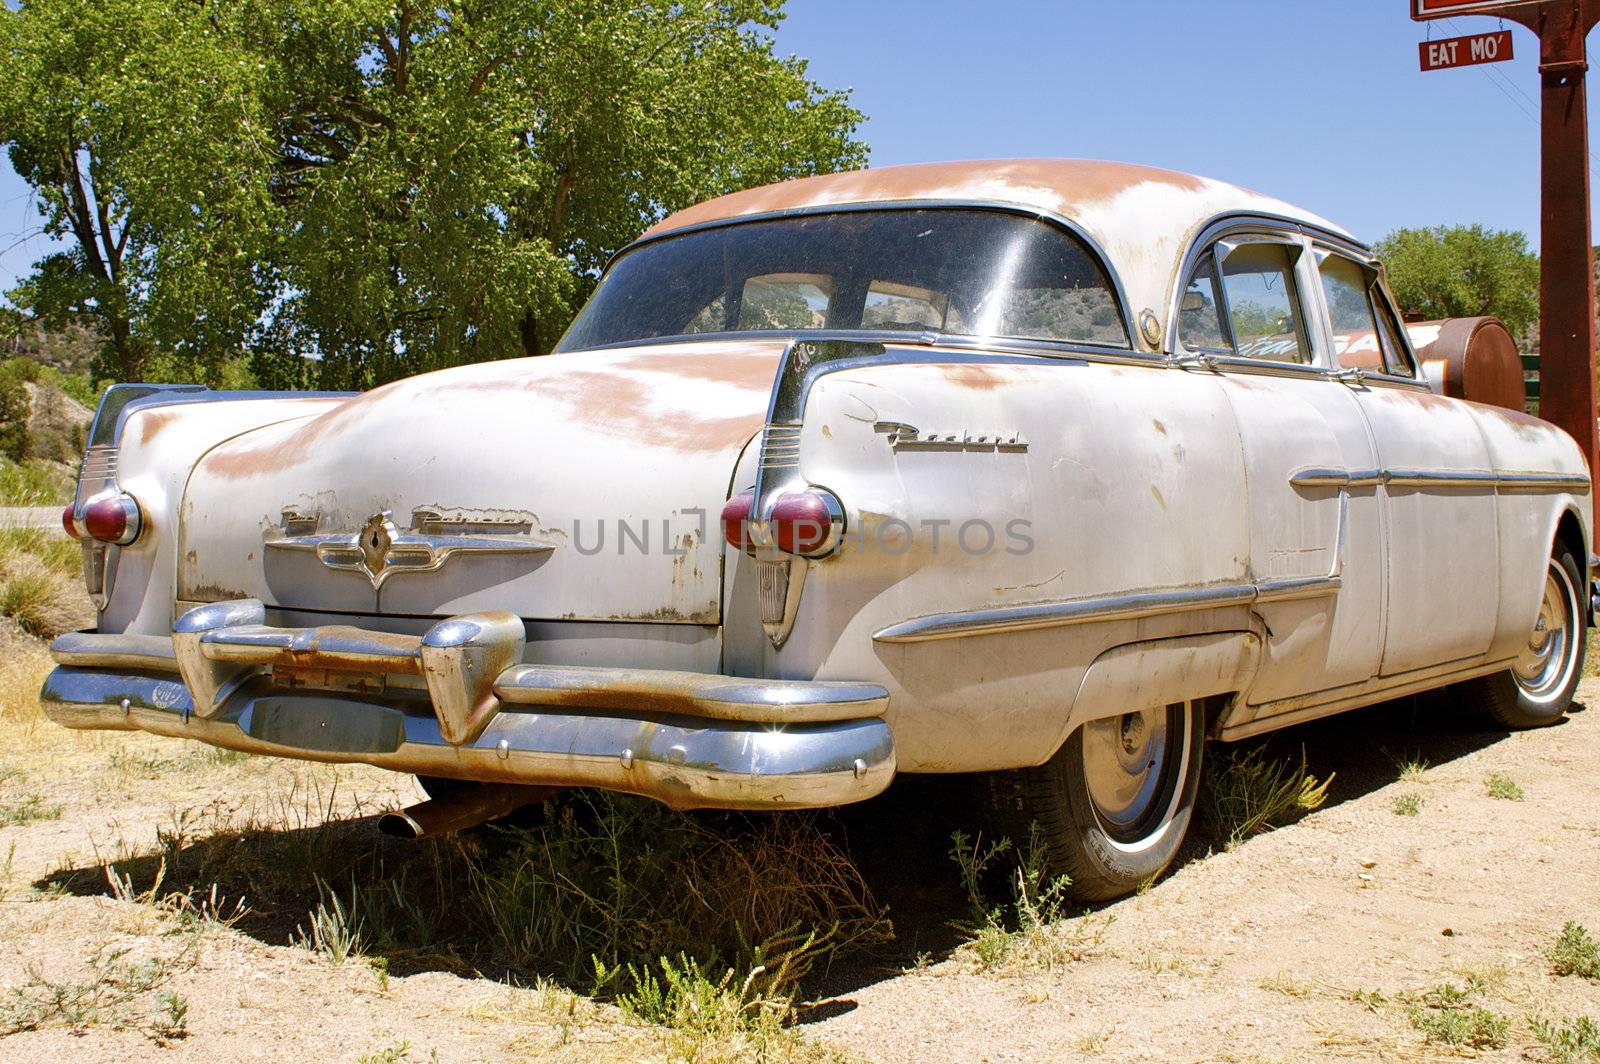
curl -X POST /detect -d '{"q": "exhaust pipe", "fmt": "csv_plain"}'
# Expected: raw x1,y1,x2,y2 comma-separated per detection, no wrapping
378,782,557,839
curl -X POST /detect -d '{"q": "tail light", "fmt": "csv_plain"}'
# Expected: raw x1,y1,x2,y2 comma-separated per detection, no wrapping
61,505,80,541
721,489,755,550
721,487,843,558
82,493,142,546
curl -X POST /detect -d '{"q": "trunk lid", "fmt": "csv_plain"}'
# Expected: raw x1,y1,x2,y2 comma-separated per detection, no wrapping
177,340,784,622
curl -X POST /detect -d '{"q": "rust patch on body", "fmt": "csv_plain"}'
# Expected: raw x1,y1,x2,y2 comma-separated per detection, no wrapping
197,341,784,476
938,364,1011,391
135,410,180,446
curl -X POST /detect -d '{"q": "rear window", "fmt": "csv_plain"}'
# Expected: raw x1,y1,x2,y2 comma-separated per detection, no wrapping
557,208,1129,351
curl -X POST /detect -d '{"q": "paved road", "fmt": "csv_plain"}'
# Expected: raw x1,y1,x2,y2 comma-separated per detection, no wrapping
0,507,67,536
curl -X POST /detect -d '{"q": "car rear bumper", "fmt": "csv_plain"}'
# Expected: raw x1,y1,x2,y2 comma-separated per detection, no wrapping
40,601,895,811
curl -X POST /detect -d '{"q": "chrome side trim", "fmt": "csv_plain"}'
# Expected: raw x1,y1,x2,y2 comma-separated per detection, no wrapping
1289,467,1589,494
1254,575,1344,604
873,584,1259,644
1218,655,1517,741
1287,467,1350,488
40,669,895,811
1495,472,1593,492
494,664,889,724
873,575,1347,644
1384,469,1500,488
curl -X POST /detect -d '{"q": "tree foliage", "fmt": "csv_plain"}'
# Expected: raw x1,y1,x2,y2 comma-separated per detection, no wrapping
0,0,865,388
1375,225,1540,336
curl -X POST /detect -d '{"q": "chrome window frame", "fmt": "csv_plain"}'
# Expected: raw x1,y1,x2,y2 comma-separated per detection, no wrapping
562,200,1143,357
1187,233,1319,367
1305,243,1422,382
1166,214,1426,388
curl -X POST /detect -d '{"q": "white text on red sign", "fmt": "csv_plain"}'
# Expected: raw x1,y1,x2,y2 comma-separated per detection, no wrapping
1418,30,1515,71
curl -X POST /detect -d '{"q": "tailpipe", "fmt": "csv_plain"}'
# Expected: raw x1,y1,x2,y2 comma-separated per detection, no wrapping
378,782,557,839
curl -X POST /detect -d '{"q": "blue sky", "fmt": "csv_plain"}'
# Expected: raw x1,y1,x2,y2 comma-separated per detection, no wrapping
1,0,1594,295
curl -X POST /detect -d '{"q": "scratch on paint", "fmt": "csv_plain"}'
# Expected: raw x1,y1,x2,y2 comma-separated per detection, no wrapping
995,568,1067,595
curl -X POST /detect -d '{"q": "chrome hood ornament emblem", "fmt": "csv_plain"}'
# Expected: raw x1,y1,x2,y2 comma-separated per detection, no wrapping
265,508,553,589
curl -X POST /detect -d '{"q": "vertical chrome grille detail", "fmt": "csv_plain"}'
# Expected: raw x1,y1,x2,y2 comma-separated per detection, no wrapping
757,422,803,473
757,559,790,624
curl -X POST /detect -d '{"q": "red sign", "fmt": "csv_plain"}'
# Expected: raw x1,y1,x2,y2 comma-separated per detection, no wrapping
1412,0,1541,20
1419,29,1515,69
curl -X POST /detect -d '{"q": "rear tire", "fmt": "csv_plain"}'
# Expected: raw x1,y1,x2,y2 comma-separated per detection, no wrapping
1451,545,1585,730
981,701,1204,902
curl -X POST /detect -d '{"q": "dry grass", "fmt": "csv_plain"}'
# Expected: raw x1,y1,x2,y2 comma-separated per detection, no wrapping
1201,745,1333,847
0,625,53,730
46,779,890,1024
0,526,86,640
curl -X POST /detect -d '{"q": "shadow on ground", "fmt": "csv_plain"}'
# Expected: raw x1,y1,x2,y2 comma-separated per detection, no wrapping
34,687,1564,1008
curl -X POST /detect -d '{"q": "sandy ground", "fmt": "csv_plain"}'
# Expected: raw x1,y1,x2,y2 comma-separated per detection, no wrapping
4,639,1600,1062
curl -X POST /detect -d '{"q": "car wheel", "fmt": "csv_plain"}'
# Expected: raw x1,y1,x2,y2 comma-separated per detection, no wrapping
982,701,1204,902
1454,544,1586,729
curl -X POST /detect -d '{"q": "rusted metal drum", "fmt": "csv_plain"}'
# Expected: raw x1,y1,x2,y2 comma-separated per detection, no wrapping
1405,316,1526,412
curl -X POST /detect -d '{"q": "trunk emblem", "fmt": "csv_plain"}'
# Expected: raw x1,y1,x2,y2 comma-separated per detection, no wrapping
265,508,554,589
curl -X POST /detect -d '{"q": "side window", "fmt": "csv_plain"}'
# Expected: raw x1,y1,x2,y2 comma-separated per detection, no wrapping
861,280,966,332
1316,253,1415,377
1318,255,1385,371
1371,287,1416,378
737,274,832,330
1178,253,1232,352
1217,243,1311,363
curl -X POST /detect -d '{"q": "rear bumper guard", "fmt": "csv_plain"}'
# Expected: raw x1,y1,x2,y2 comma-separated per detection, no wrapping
40,599,895,810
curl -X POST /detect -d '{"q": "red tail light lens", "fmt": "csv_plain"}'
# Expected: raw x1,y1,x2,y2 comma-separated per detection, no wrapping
721,489,755,550
722,487,844,557
83,494,142,545
62,505,80,541
771,492,840,556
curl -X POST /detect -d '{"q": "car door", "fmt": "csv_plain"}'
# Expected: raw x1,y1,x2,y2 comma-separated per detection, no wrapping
1175,229,1385,705
1313,249,1501,676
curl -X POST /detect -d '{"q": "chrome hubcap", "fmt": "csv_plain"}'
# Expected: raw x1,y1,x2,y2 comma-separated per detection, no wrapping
1512,560,1578,704
1082,705,1171,841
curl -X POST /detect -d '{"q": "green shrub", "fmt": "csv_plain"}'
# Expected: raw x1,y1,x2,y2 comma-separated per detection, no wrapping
948,825,1103,975
1530,1014,1600,1062
1551,922,1600,979
1485,773,1525,801
1391,792,1423,817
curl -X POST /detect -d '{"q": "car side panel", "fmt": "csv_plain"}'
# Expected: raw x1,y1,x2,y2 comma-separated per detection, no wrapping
728,357,1258,772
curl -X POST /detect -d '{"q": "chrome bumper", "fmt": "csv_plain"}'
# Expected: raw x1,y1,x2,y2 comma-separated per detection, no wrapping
40,600,895,810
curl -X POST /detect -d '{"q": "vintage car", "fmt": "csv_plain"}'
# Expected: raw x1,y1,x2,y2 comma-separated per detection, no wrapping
41,159,1592,900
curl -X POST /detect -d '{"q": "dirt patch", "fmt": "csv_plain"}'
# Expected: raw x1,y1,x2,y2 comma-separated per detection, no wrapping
5,642,1600,1061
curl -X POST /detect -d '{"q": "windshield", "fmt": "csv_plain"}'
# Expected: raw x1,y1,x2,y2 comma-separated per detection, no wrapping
556,208,1129,352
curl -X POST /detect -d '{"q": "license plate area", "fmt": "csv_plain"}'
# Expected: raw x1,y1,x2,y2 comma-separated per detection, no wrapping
244,695,406,754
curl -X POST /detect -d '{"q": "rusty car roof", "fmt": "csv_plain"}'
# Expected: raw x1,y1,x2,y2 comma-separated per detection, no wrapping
641,159,1353,351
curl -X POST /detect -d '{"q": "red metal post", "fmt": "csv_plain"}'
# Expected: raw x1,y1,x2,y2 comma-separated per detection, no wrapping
1510,0,1600,524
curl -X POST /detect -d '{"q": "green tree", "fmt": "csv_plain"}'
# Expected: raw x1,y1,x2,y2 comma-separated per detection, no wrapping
261,0,864,387
1375,225,1540,335
0,0,287,385
1,0,865,389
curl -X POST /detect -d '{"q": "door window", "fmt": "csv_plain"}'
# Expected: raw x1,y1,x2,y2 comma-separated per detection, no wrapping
1217,243,1311,363
1318,254,1413,376
1178,253,1232,352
